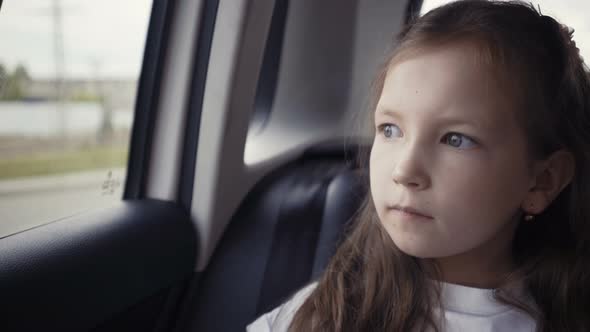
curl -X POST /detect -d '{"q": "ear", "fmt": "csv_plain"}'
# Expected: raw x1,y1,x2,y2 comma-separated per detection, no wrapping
522,150,575,214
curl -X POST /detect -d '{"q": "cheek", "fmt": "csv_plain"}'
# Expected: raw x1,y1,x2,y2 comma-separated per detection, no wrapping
369,143,382,199
369,141,392,196
369,143,393,223
434,153,530,225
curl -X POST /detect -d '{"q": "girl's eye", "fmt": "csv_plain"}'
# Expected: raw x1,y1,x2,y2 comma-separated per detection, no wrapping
441,132,477,149
378,123,402,139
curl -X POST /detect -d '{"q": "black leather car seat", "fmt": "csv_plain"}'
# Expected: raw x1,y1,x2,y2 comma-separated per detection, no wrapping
188,143,368,331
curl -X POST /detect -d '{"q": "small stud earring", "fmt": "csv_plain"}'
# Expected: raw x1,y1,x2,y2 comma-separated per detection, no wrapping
524,202,535,221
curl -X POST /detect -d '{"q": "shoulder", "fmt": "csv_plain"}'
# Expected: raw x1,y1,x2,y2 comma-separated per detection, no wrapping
247,282,318,332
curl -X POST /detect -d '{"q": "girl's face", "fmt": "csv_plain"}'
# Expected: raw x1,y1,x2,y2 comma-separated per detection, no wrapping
370,45,535,262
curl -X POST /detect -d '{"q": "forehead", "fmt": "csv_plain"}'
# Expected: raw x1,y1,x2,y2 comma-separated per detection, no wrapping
377,45,517,129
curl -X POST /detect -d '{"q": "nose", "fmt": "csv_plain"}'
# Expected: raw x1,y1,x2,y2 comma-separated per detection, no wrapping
391,144,430,190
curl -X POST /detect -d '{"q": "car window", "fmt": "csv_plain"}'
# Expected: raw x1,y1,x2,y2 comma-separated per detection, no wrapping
0,1,152,236
421,0,590,63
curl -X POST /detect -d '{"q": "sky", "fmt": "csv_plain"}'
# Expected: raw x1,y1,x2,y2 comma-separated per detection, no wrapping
421,0,590,65
1,1,589,81
0,0,152,80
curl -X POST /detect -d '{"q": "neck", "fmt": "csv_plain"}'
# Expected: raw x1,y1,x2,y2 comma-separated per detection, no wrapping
427,218,519,289
433,249,514,289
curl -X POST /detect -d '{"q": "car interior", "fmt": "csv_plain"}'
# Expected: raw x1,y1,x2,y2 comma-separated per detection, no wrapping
1,0,419,331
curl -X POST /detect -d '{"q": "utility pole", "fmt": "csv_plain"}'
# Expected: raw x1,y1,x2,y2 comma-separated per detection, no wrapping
52,0,67,140
91,58,113,144
32,2,72,139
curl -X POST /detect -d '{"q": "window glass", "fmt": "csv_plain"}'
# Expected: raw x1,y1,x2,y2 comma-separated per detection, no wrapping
0,1,152,235
421,0,590,63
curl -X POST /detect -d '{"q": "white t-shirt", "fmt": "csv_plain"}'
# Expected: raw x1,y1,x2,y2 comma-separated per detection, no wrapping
247,281,536,331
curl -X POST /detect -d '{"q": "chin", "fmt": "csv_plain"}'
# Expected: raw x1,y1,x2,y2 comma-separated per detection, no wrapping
388,233,450,259
395,243,440,258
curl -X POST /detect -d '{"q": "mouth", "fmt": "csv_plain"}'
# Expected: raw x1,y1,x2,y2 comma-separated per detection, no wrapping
388,204,434,219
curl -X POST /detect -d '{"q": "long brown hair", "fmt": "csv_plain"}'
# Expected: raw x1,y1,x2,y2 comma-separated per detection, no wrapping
289,1,590,331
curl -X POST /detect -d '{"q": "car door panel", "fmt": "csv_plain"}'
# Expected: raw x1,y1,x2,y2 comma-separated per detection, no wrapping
1,200,196,331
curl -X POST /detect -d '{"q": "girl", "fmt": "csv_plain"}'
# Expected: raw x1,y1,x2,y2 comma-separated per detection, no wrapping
249,0,590,331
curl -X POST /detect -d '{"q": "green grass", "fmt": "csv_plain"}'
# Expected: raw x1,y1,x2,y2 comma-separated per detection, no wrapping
0,145,128,180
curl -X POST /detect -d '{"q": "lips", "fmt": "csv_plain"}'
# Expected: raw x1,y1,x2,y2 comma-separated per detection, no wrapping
388,204,433,219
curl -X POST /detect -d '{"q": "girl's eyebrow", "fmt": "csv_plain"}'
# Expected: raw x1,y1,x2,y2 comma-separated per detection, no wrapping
375,107,402,119
375,107,490,131
435,115,490,132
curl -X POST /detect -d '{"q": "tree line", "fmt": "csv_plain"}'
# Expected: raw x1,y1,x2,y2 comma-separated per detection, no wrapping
0,63,32,100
